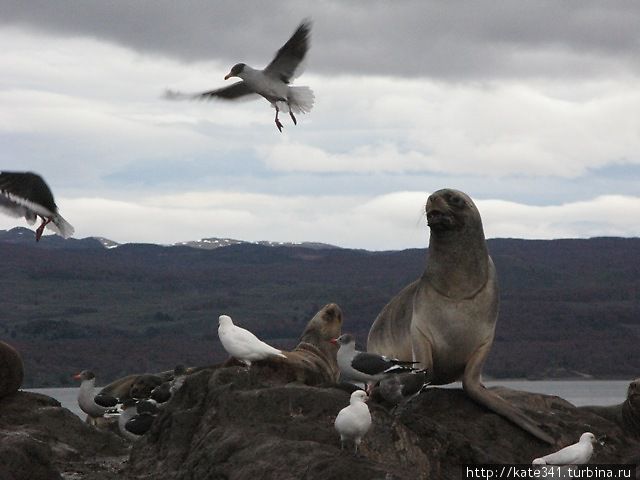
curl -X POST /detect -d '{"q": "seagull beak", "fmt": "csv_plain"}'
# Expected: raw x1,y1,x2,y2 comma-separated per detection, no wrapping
329,338,337,345
224,73,232,80
72,373,82,380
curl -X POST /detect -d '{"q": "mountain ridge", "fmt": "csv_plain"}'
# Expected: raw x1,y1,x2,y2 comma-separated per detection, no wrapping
1,228,638,387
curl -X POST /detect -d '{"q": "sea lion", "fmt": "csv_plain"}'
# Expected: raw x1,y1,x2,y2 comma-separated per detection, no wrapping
0,341,24,398
99,373,164,401
580,378,640,438
280,303,343,384
367,188,554,444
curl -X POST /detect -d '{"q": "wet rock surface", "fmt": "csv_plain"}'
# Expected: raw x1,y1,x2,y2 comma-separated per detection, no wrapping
0,391,127,480
127,365,640,480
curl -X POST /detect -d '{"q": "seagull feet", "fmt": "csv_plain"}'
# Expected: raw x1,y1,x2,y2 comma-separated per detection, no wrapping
275,118,284,133
35,216,52,242
289,111,297,125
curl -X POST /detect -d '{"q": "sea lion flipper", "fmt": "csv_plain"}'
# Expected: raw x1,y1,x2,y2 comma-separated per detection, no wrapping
463,342,555,445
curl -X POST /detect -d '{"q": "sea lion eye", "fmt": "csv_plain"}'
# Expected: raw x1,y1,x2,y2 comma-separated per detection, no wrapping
449,195,464,207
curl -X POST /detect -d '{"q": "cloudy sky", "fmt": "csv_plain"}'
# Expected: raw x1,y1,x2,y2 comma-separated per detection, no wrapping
1,1,639,249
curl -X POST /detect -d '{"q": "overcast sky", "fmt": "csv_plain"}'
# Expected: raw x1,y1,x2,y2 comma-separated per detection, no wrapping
1,0,639,249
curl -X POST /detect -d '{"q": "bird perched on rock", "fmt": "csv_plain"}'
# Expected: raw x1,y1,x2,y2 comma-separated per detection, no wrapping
0,171,74,241
370,369,430,409
334,390,372,455
150,365,187,404
333,334,417,388
165,20,314,133
218,315,287,367
124,411,155,437
118,399,141,441
532,432,597,465
73,370,119,419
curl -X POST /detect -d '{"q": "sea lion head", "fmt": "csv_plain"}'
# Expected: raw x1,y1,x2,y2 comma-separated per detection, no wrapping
129,374,163,399
622,377,640,436
426,189,482,234
298,303,343,344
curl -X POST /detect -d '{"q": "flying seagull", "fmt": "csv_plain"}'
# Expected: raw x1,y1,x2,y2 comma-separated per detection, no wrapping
0,171,74,241
218,314,287,367
165,20,314,132
332,334,418,387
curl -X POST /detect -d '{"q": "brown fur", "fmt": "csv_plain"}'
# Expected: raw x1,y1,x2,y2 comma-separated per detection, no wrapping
0,341,24,398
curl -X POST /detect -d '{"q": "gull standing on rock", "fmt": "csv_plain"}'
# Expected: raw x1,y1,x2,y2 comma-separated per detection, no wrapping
218,315,287,367
0,171,74,241
73,370,118,419
334,390,372,455
165,20,314,133
532,432,597,465
333,334,417,388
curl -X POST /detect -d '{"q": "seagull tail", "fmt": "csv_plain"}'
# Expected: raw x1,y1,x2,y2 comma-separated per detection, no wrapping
287,86,315,114
49,214,75,238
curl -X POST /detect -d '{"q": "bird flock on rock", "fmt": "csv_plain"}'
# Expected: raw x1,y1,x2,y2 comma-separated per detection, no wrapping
71,315,604,463
73,366,187,440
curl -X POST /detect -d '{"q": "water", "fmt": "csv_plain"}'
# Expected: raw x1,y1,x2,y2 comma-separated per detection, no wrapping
29,380,630,418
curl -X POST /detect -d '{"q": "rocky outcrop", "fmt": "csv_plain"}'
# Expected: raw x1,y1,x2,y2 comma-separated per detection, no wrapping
0,391,127,480
127,366,640,480
0,341,24,398
580,377,640,439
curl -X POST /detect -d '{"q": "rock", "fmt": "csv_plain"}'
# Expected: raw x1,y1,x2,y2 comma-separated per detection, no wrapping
579,377,640,439
128,366,428,479
0,341,24,398
127,368,640,480
0,391,128,479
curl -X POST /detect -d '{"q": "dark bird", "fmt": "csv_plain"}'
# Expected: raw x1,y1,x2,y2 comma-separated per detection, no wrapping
332,334,418,387
165,20,314,132
0,171,74,241
150,364,188,403
125,412,155,436
370,370,430,409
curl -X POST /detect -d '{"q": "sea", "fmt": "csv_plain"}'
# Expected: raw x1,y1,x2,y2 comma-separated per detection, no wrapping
28,379,630,419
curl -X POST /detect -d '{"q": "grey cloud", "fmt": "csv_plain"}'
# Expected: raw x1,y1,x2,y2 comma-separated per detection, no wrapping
1,0,639,79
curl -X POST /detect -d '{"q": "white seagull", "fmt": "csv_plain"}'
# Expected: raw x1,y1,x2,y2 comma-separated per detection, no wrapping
73,370,119,418
166,20,314,133
0,171,74,241
332,334,418,387
532,432,597,465
218,315,287,366
334,390,372,455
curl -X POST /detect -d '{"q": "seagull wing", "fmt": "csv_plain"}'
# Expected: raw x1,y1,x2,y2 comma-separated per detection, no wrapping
0,171,57,217
165,82,257,102
263,20,311,83
542,443,586,465
196,81,255,100
222,324,278,358
350,352,392,375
